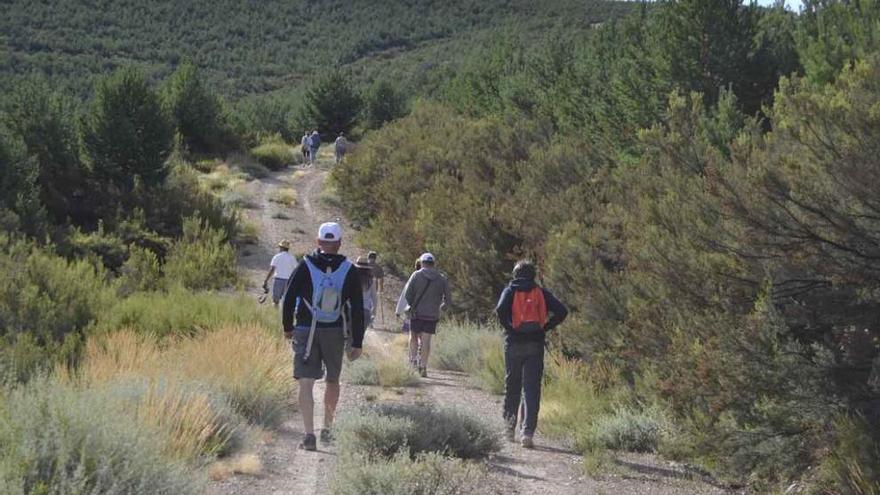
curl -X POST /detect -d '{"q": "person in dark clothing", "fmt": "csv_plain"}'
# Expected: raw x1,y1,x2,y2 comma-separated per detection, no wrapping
495,259,568,448
282,222,364,451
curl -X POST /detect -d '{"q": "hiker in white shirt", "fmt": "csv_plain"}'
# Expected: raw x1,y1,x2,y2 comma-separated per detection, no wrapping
263,239,298,306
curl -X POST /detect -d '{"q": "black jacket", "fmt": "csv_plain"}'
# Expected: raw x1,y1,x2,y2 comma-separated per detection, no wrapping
495,278,568,344
281,250,365,348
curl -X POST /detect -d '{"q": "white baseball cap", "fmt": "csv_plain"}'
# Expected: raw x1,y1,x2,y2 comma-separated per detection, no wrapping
419,252,435,263
318,222,343,242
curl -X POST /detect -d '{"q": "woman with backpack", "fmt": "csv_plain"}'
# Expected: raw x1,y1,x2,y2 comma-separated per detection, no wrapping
396,258,421,362
494,260,568,448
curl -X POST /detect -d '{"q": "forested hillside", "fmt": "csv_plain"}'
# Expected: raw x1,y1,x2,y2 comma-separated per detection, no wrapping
1,0,631,98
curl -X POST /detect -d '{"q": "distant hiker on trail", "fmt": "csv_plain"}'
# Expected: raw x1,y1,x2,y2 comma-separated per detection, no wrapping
495,260,568,449
354,256,377,328
334,132,348,164
396,258,421,339
262,239,297,306
401,253,451,377
282,222,364,452
308,130,321,165
300,131,310,165
367,251,384,324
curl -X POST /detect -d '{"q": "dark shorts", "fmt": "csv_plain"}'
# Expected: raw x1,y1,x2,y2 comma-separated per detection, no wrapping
292,327,345,382
271,277,288,304
410,319,438,334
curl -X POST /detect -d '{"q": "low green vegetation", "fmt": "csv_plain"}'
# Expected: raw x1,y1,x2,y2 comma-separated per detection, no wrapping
332,402,497,494
251,140,294,171
0,379,200,494
429,322,504,393
331,452,484,495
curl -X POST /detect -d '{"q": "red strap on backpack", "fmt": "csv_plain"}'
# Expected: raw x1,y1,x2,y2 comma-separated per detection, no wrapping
511,286,548,331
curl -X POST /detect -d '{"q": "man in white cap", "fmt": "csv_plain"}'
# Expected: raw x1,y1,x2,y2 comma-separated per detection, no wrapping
281,222,364,451
263,239,297,306
401,252,451,377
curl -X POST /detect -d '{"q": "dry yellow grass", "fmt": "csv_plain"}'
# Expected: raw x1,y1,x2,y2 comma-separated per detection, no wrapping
198,164,247,193
69,325,295,462
269,187,298,206
169,325,294,426
208,453,263,480
136,382,236,461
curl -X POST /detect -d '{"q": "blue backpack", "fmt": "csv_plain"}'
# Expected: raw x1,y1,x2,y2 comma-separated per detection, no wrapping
303,258,352,323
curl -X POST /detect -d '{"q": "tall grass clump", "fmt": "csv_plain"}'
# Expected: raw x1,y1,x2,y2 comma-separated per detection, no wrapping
0,379,200,494
80,326,293,429
347,334,418,388
430,321,504,393
93,289,277,337
336,403,499,460
331,451,484,495
269,187,297,206
171,326,292,428
105,379,247,461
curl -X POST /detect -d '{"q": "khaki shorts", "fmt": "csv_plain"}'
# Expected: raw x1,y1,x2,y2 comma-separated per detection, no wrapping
292,327,345,382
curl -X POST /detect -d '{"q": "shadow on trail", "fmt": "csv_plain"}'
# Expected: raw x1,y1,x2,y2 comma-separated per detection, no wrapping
487,456,548,482
612,458,728,489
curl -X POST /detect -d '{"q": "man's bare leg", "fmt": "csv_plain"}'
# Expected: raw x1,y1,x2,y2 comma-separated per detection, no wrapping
419,333,432,370
409,331,420,367
323,381,340,430
298,378,316,435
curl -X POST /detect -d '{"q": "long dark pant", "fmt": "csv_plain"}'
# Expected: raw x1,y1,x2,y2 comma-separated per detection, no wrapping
503,341,544,435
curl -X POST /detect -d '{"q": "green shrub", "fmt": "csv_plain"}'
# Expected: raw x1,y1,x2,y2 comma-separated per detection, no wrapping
251,142,293,171
0,238,116,380
93,290,276,338
819,415,880,495
336,403,499,460
117,246,164,296
0,379,199,494
164,216,237,290
346,358,381,386
587,406,666,453
331,452,483,495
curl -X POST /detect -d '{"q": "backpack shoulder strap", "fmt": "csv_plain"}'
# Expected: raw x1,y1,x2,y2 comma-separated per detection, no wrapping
410,277,434,317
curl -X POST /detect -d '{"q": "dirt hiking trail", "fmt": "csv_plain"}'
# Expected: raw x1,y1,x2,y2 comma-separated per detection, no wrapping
213,149,736,495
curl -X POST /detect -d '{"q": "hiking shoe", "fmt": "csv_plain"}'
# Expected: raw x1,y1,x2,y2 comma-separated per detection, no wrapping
521,433,534,449
319,428,333,444
419,367,428,378
299,433,317,451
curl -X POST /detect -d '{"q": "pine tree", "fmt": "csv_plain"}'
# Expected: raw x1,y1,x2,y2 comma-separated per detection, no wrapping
4,78,87,225
364,79,407,130
162,62,235,154
82,67,173,192
298,71,362,136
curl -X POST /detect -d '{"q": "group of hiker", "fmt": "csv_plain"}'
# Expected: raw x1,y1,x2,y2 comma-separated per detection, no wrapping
266,221,568,452
299,130,349,166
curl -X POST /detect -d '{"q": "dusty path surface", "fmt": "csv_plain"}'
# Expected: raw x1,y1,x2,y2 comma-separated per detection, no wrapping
214,151,735,495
